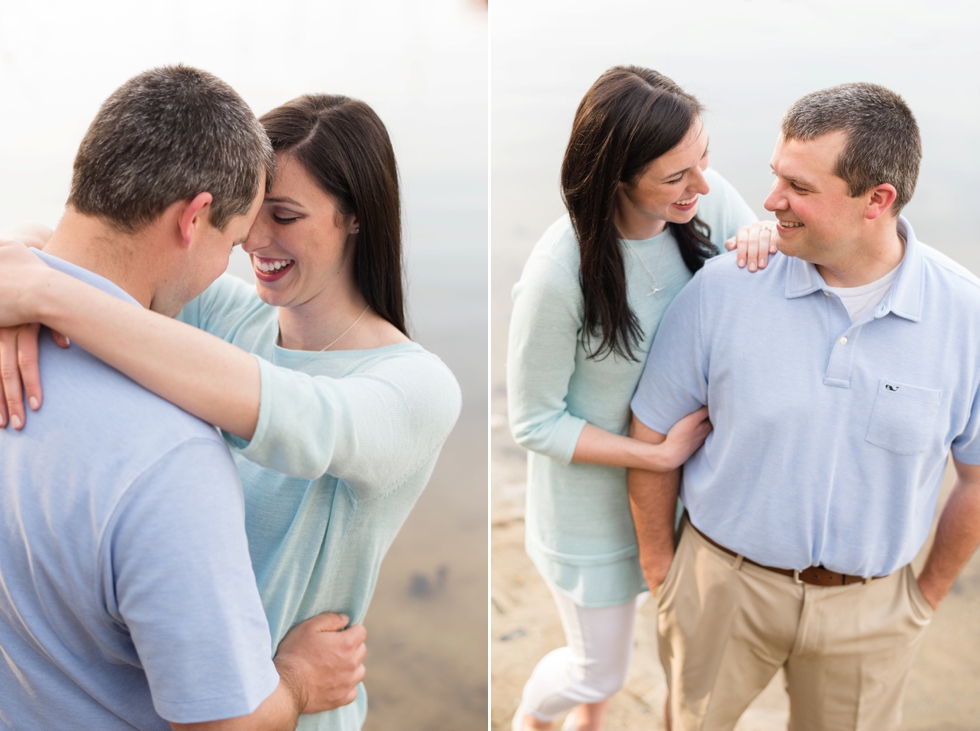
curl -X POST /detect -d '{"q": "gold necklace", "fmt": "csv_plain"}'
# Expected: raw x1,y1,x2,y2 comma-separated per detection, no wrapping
293,304,371,369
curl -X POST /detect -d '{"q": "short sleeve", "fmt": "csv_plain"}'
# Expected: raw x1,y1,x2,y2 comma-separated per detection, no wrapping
952,369,980,465
103,438,279,723
630,271,709,434
177,274,261,341
506,251,588,463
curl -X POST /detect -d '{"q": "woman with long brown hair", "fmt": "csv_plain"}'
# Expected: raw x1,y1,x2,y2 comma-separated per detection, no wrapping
507,66,760,730
0,94,460,731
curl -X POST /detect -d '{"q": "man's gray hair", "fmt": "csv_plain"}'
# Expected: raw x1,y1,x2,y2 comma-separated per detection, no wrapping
68,65,275,232
781,82,920,213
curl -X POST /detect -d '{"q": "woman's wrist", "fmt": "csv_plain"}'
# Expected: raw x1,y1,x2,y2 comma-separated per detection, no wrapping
27,268,65,326
639,440,673,472
0,222,54,251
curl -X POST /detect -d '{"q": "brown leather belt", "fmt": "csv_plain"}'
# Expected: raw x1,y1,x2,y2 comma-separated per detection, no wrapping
691,523,871,587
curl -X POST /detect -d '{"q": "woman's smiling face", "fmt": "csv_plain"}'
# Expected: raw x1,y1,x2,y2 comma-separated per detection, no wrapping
243,153,358,309
615,120,711,239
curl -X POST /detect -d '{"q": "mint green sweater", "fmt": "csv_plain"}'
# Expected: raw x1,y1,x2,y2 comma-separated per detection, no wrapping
179,275,461,730
507,168,755,607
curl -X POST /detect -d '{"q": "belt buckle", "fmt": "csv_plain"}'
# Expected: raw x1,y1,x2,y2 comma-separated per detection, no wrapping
793,569,802,585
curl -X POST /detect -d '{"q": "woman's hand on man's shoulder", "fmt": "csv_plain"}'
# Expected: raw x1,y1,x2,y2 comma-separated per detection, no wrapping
724,221,779,272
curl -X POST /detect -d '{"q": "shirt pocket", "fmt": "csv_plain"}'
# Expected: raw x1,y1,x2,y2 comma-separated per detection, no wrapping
865,379,942,455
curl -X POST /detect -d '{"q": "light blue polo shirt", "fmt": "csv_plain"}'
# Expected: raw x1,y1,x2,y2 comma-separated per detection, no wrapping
631,217,980,578
0,252,279,729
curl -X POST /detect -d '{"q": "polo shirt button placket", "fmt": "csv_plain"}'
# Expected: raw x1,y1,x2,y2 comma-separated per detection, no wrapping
825,322,860,388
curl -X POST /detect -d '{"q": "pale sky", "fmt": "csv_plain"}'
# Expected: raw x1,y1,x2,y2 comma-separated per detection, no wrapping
0,0,488,228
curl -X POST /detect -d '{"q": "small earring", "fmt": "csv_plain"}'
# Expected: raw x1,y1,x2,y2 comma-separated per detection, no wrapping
353,228,360,234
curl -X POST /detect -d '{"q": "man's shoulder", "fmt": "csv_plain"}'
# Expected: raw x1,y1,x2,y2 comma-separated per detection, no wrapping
3,344,235,549
700,247,741,276
656,249,786,335
696,247,784,293
39,340,226,460
920,241,980,297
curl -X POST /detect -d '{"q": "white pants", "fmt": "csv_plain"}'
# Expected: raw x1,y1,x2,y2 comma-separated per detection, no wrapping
520,585,641,721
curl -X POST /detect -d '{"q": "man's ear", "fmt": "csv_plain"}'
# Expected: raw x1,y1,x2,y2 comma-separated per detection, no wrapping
864,183,898,221
178,192,214,247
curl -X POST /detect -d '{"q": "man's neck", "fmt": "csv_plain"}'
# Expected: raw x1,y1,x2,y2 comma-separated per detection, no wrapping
815,219,906,288
43,209,156,309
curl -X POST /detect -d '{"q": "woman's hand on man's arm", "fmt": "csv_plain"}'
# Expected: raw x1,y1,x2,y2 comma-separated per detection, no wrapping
570,407,711,472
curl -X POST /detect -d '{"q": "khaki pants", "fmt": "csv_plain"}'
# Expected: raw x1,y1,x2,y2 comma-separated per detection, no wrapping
657,519,934,731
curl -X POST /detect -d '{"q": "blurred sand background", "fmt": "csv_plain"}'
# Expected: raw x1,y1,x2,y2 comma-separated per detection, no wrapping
491,1,980,728
0,1,487,728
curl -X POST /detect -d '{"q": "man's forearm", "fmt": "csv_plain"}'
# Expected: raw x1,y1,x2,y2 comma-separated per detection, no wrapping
627,414,683,591
628,464,680,592
917,464,980,609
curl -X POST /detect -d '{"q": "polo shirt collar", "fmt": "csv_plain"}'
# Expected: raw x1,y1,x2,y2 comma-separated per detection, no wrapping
783,215,924,322
885,217,924,322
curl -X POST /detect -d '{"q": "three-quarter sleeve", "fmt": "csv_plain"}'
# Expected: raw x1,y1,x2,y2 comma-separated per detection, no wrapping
234,352,461,500
507,250,588,464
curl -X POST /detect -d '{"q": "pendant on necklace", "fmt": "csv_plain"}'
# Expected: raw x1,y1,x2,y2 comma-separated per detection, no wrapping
648,286,663,296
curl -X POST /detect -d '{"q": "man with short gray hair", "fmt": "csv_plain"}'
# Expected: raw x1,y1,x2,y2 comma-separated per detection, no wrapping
0,66,365,730
628,82,980,729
